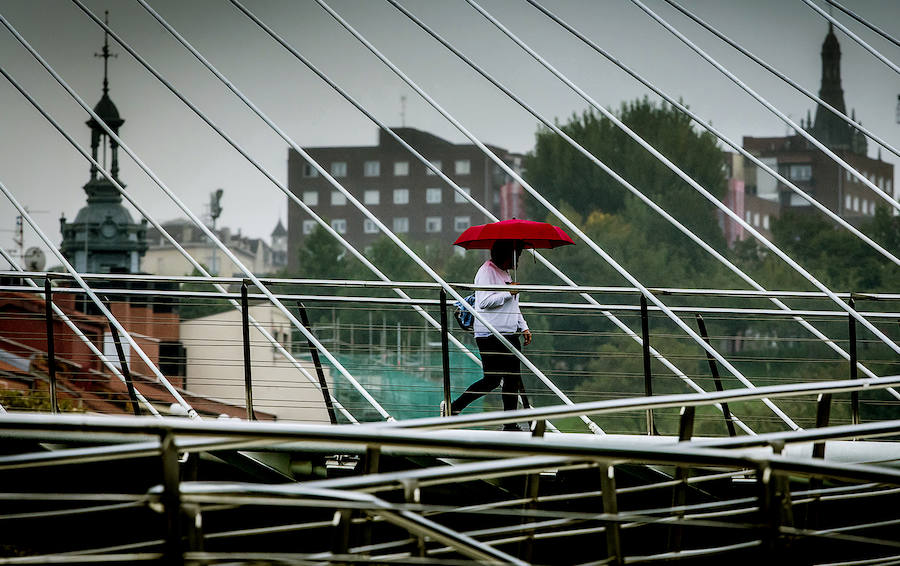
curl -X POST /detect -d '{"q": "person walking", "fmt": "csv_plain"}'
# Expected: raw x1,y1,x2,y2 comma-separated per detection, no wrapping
443,240,532,430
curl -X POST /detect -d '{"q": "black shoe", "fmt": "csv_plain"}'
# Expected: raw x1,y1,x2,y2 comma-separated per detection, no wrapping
502,423,526,432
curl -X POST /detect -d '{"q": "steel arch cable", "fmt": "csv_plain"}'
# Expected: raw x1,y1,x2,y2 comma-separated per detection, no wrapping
805,0,900,76
0,179,197,416
0,65,356,423
468,0,900,361
824,0,900,49
132,0,485,401
223,0,751,434
662,0,900,164
0,8,391,422
118,0,592,434
521,0,900,399
629,0,900,213
383,0,762,432
129,0,500,381
315,0,800,431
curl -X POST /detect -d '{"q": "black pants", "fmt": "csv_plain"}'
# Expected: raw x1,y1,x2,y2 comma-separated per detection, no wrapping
451,334,522,413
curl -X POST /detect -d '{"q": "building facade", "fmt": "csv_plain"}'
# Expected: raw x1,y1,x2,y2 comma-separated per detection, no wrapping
143,219,284,276
180,305,331,422
286,128,523,273
729,24,894,243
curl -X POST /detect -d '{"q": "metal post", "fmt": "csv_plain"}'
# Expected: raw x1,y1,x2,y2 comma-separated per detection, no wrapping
640,295,654,435
43,278,58,414
600,464,622,565
103,298,140,416
807,393,832,529
667,406,695,552
518,463,541,562
160,430,183,565
439,290,451,416
849,297,860,426
812,394,832,459
360,447,381,550
696,314,736,436
331,509,352,557
402,479,426,557
298,302,338,425
240,282,255,421
757,460,794,558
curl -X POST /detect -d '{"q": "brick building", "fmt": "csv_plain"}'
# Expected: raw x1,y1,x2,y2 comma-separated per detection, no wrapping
287,128,523,272
723,25,894,244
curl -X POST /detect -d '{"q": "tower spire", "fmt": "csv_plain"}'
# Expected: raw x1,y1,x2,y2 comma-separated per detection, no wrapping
94,11,117,96
811,23,853,151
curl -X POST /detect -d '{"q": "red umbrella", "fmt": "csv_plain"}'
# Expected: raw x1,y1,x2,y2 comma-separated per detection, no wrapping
453,219,575,250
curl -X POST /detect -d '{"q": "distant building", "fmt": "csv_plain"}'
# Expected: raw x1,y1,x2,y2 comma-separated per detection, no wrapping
180,305,331,422
58,28,147,274
271,219,288,269
728,24,895,244
286,127,524,273
143,219,284,276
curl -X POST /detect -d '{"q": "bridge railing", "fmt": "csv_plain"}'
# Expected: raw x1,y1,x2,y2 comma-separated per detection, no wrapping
0,271,898,436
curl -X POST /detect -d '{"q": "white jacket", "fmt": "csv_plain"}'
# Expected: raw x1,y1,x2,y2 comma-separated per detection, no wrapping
472,260,528,337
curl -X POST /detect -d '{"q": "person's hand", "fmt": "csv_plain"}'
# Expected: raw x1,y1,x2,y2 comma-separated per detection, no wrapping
523,329,532,346
507,281,519,296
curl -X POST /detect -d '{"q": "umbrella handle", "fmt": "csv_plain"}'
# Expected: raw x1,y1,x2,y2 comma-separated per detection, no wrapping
513,251,517,282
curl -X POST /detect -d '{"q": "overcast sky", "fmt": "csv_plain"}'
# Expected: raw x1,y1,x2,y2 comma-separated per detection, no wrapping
1,0,899,268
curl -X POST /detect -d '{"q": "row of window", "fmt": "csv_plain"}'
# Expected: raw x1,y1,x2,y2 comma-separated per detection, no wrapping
844,194,879,216
744,210,771,230
303,159,472,179
302,187,471,207
844,169,893,194
302,216,472,235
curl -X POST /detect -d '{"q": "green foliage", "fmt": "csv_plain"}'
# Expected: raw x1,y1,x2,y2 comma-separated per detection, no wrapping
297,222,351,280
1,389,79,412
524,98,728,263
766,209,900,292
272,100,900,435
179,266,233,320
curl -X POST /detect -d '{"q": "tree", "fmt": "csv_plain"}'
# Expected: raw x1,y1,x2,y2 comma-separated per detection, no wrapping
523,97,728,265
297,223,350,279
770,210,899,292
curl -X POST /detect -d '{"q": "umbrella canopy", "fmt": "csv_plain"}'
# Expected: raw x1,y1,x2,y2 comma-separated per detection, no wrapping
453,219,575,250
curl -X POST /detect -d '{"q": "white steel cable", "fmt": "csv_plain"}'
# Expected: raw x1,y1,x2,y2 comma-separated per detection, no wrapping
804,0,900,76
224,0,739,433
630,0,900,213
132,1,514,426
2,7,390,421
0,179,197,417
523,0,900,398
479,0,900,361
663,0,900,164
0,248,162,416
385,0,758,432
0,63,356,423
319,0,799,431
824,0,900,49
128,0,589,433
130,0,487,378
